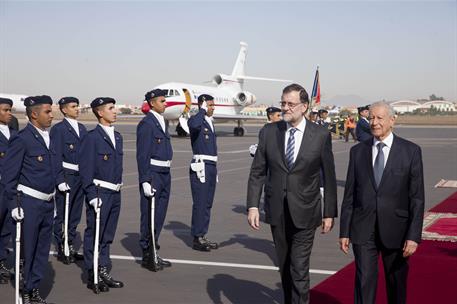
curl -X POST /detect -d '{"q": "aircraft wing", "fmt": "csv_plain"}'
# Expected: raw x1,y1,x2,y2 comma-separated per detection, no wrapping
212,114,267,121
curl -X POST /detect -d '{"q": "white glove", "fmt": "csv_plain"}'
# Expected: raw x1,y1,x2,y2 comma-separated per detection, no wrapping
12,208,24,221
142,182,156,198
58,183,71,192
201,101,208,112
89,198,102,210
249,144,258,157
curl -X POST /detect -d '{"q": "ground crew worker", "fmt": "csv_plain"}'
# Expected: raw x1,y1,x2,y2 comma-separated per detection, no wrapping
0,97,17,284
50,97,87,264
80,97,123,293
1,95,62,303
188,94,219,252
137,89,173,270
344,114,357,142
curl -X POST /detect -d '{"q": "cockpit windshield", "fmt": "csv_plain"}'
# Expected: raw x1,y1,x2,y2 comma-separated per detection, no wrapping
166,89,180,97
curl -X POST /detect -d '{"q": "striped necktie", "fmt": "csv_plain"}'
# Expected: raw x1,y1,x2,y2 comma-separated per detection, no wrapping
286,128,297,169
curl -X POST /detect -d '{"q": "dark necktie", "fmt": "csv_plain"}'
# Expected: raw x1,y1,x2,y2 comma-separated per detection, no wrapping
286,128,297,169
374,142,386,187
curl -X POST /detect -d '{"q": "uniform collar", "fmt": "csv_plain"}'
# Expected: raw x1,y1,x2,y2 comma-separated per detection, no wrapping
373,131,394,148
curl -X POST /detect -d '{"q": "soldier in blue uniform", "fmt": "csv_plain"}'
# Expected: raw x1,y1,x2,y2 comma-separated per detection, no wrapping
137,89,173,270
1,95,63,303
50,97,87,264
188,94,219,252
0,97,17,284
356,105,372,142
80,97,124,293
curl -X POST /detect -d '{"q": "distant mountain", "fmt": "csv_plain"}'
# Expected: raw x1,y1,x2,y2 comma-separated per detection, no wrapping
323,94,371,107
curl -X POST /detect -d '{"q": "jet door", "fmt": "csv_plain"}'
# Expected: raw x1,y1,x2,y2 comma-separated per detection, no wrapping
176,88,192,136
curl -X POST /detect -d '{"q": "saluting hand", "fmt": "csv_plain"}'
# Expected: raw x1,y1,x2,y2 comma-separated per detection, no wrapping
247,208,260,230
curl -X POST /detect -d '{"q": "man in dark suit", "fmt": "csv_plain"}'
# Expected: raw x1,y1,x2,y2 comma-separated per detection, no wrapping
339,101,425,304
247,83,337,304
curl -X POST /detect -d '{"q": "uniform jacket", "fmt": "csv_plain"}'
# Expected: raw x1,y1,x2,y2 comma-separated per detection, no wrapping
0,127,17,174
339,135,425,248
79,125,123,202
136,112,173,184
356,117,372,142
50,119,87,176
1,123,62,201
188,109,217,158
247,120,337,229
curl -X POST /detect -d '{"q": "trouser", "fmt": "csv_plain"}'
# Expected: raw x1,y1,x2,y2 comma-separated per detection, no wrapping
0,189,13,261
83,191,121,270
53,173,84,246
345,128,356,142
15,195,54,291
352,227,408,304
189,163,217,237
139,171,171,250
270,201,316,304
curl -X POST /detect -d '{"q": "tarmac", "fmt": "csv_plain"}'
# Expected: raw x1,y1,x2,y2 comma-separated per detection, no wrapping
1,121,456,304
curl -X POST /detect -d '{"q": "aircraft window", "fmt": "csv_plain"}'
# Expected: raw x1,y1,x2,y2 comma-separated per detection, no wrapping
174,90,179,96
168,90,174,96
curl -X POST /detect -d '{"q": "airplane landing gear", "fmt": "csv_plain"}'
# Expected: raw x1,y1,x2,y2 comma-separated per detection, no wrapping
233,127,245,136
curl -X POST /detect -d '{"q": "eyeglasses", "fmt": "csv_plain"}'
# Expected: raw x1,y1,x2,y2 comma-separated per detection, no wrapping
279,101,302,109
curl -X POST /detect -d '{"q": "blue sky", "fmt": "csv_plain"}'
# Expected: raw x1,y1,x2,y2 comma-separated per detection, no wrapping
1,1,455,105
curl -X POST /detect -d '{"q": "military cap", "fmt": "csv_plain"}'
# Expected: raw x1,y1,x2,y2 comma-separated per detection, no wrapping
90,97,116,109
0,97,13,106
24,95,53,107
145,89,167,101
318,109,328,114
198,94,214,103
58,97,79,105
266,106,281,114
310,110,319,114
357,105,369,114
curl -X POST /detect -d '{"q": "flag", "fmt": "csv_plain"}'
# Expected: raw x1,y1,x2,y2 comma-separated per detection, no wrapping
311,66,320,106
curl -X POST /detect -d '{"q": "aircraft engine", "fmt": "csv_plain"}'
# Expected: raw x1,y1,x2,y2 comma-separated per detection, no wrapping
234,91,256,106
213,74,223,85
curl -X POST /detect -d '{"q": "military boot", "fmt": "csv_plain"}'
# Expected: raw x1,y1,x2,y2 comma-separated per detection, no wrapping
69,244,84,261
202,236,219,250
30,288,48,304
99,266,124,288
193,236,211,252
0,259,10,284
87,269,109,293
56,244,74,265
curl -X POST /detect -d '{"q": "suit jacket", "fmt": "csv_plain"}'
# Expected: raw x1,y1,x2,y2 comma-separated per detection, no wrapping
247,120,337,229
0,127,17,174
339,134,425,248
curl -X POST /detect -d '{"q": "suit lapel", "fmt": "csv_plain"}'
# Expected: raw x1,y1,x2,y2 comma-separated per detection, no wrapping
27,124,49,150
63,119,80,140
0,131,8,144
276,121,287,169
291,119,313,170
96,125,115,150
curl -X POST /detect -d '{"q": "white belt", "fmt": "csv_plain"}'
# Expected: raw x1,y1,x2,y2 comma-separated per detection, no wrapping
150,159,172,167
193,155,218,162
93,179,123,192
17,184,55,201
62,161,79,171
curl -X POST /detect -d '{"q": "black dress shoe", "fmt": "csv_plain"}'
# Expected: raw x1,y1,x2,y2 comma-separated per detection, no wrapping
99,266,124,288
69,245,84,261
142,248,163,272
193,237,211,252
56,245,74,265
87,269,109,293
157,255,172,267
0,260,9,284
202,236,219,249
22,290,32,304
30,288,48,304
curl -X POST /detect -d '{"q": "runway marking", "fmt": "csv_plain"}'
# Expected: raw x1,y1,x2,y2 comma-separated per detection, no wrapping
47,251,336,274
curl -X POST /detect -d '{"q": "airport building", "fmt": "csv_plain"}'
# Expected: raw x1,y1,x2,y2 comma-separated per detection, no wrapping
390,100,456,114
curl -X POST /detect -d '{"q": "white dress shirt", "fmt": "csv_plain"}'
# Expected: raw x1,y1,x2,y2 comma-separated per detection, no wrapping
65,117,80,137
205,115,214,132
0,124,10,140
285,118,307,163
31,123,50,149
150,110,166,133
99,124,116,148
372,131,393,168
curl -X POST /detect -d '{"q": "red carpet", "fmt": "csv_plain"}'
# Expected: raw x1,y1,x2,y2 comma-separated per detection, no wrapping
311,192,457,304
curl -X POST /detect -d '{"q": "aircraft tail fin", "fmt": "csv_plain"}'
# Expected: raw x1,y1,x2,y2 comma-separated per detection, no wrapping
231,42,248,77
